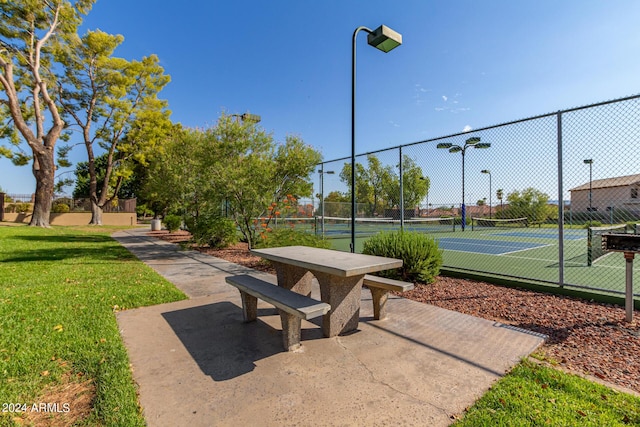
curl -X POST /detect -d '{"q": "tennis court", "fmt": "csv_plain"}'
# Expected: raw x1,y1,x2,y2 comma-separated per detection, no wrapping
492,229,586,240
321,217,639,299
435,237,549,255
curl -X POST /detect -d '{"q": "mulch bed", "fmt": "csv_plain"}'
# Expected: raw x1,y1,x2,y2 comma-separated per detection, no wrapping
149,231,640,394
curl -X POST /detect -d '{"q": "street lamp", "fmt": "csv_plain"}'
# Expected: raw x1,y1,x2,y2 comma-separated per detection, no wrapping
318,168,335,237
351,24,402,252
437,137,490,230
584,159,593,226
420,176,429,216
481,169,492,219
230,112,261,123
225,112,261,216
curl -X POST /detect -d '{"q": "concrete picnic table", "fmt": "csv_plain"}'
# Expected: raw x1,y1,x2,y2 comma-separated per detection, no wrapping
250,246,403,337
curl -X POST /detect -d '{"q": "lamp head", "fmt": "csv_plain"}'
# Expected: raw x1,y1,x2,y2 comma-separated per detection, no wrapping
475,143,491,149
367,25,402,53
481,169,490,174
241,113,261,123
465,137,481,145
436,142,453,149
583,159,593,164
449,146,462,154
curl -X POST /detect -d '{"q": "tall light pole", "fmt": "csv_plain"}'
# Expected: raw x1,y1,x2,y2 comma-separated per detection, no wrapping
437,137,490,230
351,24,402,252
584,159,593,226
318,168,335,237
420,176,429,216
225,113,261,217
481,169,492,219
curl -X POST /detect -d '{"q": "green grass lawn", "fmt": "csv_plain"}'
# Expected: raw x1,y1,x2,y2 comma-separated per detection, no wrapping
0,225,187,426
453,359,640,426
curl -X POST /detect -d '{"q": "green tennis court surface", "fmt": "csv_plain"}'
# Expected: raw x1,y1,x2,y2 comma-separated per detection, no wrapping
325,224,639,299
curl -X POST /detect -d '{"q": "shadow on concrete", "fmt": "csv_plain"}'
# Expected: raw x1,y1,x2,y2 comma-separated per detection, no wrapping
161,301,325,381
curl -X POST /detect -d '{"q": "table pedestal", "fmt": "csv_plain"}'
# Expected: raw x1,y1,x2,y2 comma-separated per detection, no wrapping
315,272,363,337
271,261,313,296
270,262,364,337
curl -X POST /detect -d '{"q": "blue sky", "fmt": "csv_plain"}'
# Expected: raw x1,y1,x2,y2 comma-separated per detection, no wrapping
2,0,640,201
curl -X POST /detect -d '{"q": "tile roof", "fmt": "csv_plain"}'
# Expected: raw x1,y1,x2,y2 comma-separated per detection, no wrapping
570,173,640,191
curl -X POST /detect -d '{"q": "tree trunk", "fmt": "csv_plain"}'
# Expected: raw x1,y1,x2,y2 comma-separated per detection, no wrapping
90,199,103,225
29,150,55,227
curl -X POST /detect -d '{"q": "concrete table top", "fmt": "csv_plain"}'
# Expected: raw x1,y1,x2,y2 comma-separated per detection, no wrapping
250,246,403,277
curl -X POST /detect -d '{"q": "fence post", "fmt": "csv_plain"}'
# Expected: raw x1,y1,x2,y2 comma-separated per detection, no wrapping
557,112,565,288
0,192,4,222
399,146,404,229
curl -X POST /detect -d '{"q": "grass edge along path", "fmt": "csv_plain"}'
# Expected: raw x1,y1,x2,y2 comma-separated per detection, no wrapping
453,359,640,426
0,225,187,426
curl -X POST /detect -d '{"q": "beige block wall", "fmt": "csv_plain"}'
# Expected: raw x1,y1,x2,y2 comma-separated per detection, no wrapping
571,186,632,212
2,212,136,226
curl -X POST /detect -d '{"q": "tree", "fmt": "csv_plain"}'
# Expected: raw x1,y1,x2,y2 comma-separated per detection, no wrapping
72,152,135,200
339,154,428,216
144,114,321,248
143,126,211,220
384,155,429,210
321,191,350,217
0,0,95,226
56,30,171,224
209,116,321,247
505,187,550,223
339,155,393,217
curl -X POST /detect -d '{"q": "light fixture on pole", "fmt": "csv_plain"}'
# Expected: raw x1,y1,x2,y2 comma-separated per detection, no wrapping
437,137,490,230
226,112,261,216
351,24,402,252
318,168,335,237
481,169,492,219
584,159,593,226
230,112,261,123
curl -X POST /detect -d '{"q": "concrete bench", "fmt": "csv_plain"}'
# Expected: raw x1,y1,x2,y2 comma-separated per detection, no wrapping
225,274,331,351
363,274,414,320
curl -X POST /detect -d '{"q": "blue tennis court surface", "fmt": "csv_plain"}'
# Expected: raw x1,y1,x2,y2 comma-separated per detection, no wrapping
436,237,548,255
492,229,586,240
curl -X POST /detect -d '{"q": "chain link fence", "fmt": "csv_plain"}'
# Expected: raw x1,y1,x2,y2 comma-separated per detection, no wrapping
310,94,640,299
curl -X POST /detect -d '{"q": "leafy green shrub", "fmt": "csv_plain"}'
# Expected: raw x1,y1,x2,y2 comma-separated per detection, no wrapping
52,202,70,213
256,228,331,249
6,203,31,213
163,214,182,232
362,230,443,283
136,204,154,218
187,215,238,249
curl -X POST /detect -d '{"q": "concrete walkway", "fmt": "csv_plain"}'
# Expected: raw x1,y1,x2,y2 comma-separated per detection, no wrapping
113,228,546,427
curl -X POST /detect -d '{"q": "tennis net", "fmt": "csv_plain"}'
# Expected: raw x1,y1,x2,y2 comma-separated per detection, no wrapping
317,216,456,238
587,223,629,266
471,217,529,230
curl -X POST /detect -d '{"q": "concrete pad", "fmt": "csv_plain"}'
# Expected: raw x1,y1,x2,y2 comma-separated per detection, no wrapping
113,229,546,426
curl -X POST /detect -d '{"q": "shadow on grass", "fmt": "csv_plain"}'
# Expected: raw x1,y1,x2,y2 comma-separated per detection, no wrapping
2,244,136,263
9,234,115,244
